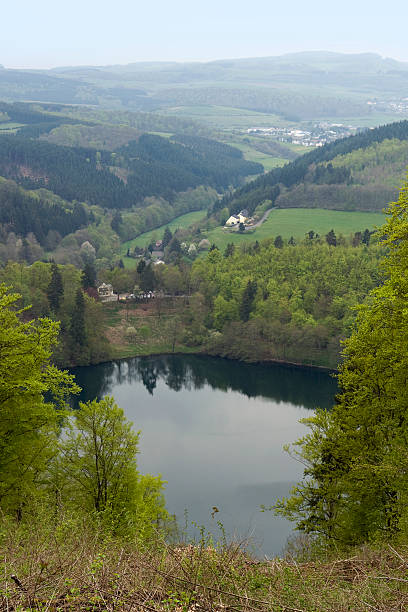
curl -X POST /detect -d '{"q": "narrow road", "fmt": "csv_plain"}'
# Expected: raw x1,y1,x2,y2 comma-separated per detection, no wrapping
245,207,275,230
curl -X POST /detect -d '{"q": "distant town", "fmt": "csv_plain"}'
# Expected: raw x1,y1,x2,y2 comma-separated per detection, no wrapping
367,97,408,114
246,122,362,147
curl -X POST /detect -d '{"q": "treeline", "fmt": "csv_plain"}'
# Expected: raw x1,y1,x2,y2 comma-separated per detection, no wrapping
219,119,408,215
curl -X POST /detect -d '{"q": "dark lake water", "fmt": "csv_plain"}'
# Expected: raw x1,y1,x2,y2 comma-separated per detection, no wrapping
71,355,337,557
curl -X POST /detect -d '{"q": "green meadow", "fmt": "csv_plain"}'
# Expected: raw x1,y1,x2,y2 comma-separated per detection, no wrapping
204,208,385,252
120,209,208,266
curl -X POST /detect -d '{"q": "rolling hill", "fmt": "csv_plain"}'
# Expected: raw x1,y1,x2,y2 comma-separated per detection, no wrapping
217,120,408,217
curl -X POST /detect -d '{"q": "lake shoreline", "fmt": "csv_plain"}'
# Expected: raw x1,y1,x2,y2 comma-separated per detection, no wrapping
87,345,338,374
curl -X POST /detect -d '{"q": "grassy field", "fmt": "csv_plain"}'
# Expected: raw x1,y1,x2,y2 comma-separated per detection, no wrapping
204,208,385,252
0,122,24,133
226,139,288,171
163,105,291,130
120,209,208,267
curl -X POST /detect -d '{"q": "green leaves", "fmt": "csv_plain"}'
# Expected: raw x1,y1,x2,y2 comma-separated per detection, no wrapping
0,284,78,514
276,178,408,547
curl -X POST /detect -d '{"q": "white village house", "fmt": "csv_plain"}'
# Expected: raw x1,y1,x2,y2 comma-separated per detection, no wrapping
97,282,116,301
225,209,249,227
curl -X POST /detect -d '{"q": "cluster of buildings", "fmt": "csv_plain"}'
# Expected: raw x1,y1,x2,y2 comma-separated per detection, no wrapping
97,283,158,303
367,98,408,114
225,209,251,228
246,123,360,147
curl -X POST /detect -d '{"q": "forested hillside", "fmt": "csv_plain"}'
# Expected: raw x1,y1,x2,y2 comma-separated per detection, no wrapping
0,178,88,247
0,132,261,210
218,120,408,216
189,236,383,368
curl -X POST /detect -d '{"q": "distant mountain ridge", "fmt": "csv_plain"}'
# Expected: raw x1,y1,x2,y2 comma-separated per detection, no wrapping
2,51,408,118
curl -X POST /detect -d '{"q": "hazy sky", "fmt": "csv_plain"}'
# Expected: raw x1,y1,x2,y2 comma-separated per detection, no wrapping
3,0,408,69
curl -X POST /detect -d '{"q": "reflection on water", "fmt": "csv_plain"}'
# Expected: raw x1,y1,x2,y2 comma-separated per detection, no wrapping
71,355,337,556
72,354,337,409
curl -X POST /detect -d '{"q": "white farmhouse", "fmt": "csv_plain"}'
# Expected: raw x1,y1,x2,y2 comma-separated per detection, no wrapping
226,215,240,226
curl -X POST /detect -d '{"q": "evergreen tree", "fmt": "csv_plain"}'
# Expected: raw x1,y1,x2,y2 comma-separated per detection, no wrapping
140,265,156,292
168,237,181,254
224,243,235,258
81,262,97,289
362,228,371,245
110,211,123,234
47,262,64,312
137,259,146,275
288,236,296,246
162,227,173,248
274,235,284,249
239,279,257,322
325,229,337,246
70,288,86,346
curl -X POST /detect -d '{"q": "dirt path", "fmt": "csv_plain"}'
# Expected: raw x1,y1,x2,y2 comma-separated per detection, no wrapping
245,207,274,230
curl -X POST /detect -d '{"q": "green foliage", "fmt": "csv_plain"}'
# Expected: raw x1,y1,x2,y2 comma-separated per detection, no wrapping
191,236,382,367
0,284,78,515
0,261,110,366
0,284,170,542
275,179,408,546
57,396,169,538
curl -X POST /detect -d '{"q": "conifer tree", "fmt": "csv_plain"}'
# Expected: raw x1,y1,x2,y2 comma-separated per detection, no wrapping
162,227,173,247
47,262,64,312
81,262,97,289
239,279,257,322
140,265,156,292
70,288,86,346
362,228,371,245
274,235,284,249
224,243,235,258
325,229,337,246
